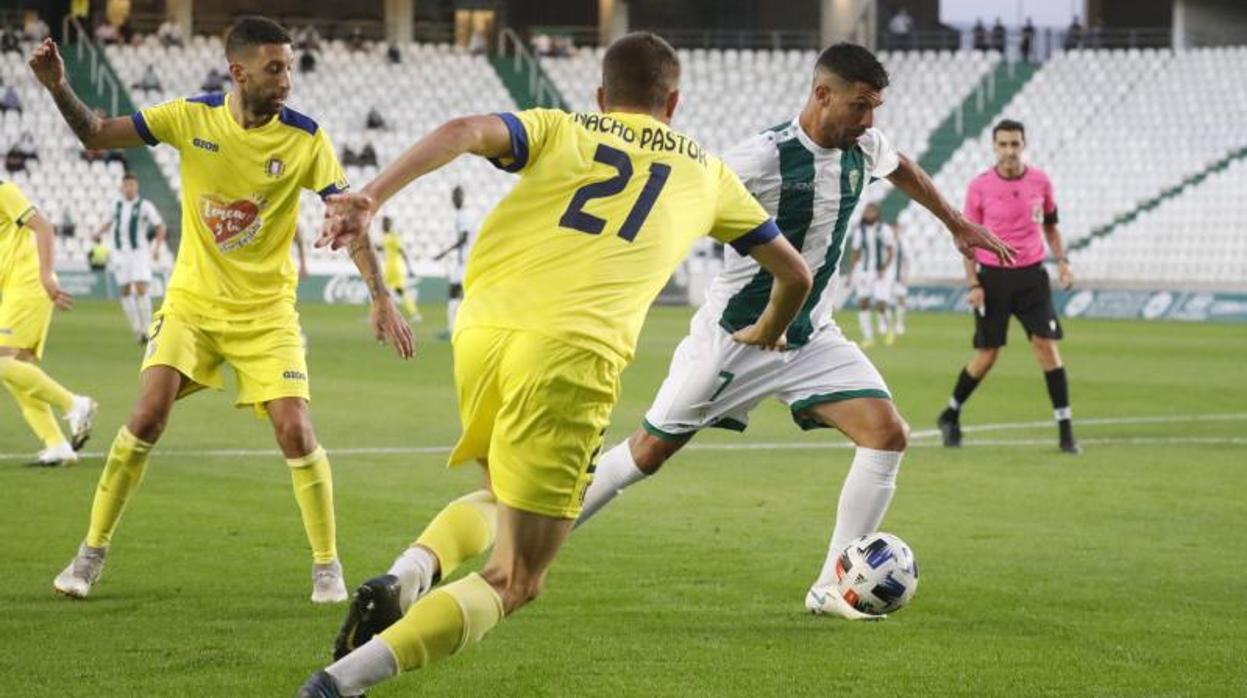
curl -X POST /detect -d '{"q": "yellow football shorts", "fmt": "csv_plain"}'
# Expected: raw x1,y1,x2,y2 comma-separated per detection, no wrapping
0,293,53,359
141,300,310,414
450,327,621,519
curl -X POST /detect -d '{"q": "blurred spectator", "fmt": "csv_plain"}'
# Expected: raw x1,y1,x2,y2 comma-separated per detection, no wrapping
295,25,322,53
132,64,162,93
552,36,573,57
359,143,378,168
14,131,38,160
971,19,987,51
71,0,89,21
0,85,21,114
888,6,914,51
201,67,227,93
157,19,184,48
299,50,317,74
57,210,76,240
1,26,20,55
990,18,1005,53
386,43,401,64
1020,18,1035,62
1089,16,1104,49
94,22,119,45
1064,16,1083,50
365,107,386,130
348,26,365,52
118,21,136,45
342,145,359,167
6,133,38,174
468,28,487,55
23,11,50,42
532,33,552,56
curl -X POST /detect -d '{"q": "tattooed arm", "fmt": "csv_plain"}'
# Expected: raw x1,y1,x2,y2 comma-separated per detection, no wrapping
29,39,144,150
348,234,415,359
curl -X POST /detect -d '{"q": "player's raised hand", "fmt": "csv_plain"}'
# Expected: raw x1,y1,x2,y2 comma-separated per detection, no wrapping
42,275,73,311
28,38,66,89
371,297,415,359
950,219,1015,266
318,192,375,250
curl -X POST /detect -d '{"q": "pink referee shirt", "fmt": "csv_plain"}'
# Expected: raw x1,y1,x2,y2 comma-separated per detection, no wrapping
964,166,1057,268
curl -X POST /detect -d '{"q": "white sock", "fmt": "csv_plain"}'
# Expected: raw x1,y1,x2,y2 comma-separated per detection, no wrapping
896,305,907,333
575,440,648,528
386,545,438,611
814,447,904,588
877,308,890,333
857,311,874,341
446,299,460,332
136,293,152,335
326,637,398,696
120,295,141,335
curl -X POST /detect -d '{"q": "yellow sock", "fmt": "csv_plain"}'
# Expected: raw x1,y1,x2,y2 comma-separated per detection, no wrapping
288,446,338,564
401,295,418,319
6,383,67,448
0,356,74,412
379,572,503,671
86,427,154,548
414,490,497,580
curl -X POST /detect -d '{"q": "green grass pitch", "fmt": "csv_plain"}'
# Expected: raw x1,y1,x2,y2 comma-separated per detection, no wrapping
2,300,1244,696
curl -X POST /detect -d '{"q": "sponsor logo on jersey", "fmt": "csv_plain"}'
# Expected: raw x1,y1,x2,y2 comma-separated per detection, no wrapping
199,195,264,252
265,157,285,178
848,169,861,195
192,137,220,152
282,370,307,381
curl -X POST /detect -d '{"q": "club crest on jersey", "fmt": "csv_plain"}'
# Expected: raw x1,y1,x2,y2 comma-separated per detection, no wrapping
265,157,285,178
199,194,265,252
848,168,862,195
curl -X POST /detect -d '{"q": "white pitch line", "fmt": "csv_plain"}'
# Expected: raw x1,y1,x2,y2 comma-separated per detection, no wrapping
3,412,1246,462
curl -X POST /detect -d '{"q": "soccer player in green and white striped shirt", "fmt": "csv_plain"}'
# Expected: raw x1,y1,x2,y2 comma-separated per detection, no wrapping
575,43,1014,619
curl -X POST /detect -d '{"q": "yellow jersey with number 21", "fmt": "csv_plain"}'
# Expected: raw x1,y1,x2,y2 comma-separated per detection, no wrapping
460,108,780,366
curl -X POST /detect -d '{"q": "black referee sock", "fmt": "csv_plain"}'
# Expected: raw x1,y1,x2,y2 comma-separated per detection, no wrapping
944,368,981,418
1044,367,1073,431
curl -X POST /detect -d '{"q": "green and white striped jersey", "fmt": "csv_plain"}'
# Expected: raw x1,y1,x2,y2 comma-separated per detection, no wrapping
699,119,899,347
110,196,163,252
850,218,897,275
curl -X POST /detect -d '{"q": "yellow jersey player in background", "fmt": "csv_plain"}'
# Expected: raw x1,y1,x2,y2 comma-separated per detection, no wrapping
379,216,420,322
300,32,812,697
29,16,414,604
0,179,97,466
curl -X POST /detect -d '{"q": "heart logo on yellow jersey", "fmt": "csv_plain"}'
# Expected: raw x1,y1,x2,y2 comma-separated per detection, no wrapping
200,196,260,244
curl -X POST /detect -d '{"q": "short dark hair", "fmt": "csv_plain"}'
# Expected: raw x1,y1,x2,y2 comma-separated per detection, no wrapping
993,119,1026,139
225,16,292,59
816,43,889,90
122,172,138,181
602,32,680,110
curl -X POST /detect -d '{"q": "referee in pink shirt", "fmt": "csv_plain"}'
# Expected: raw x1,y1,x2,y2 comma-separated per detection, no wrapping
937,119,1080,454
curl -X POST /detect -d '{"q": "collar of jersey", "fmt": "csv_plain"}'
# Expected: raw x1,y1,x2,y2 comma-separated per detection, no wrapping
789,116,839,156
221,93,284,136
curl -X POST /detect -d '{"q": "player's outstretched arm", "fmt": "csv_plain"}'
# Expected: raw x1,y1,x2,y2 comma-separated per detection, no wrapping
886,153,1016,265
732,235,812,350
29,39,144,150
319,116,511,250
29,211,72,310
347,235,415,359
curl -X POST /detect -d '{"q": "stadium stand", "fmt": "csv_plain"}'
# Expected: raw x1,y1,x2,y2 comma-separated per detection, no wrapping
105,34,518,269
898,46,1247,286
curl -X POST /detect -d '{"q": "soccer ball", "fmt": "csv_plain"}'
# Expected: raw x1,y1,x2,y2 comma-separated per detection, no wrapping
833,532,919,615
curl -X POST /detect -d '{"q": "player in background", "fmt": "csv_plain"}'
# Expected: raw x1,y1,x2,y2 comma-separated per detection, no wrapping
432,185,474,339
96,172,165,344
846,201,895,347
571,43,1015,621
888,224,908,337
937,119,1079,454
0,179,96,465
300,32,812,697
379,216,420,322
31,16,413,603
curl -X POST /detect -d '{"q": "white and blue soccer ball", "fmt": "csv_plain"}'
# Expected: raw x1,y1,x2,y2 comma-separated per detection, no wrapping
833,532,919,615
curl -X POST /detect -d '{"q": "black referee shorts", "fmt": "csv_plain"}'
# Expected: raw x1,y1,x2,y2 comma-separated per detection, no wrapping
973,263,1063,349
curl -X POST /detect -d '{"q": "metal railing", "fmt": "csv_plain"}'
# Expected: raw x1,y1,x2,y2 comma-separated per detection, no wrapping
497,27,563,109
879,26,1174,61
61,14,120,116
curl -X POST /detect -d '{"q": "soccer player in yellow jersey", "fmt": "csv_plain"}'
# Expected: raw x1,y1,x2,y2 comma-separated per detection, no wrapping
379,216,419,321
0,179,97,466
299,33,813,697
29,16,414,603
